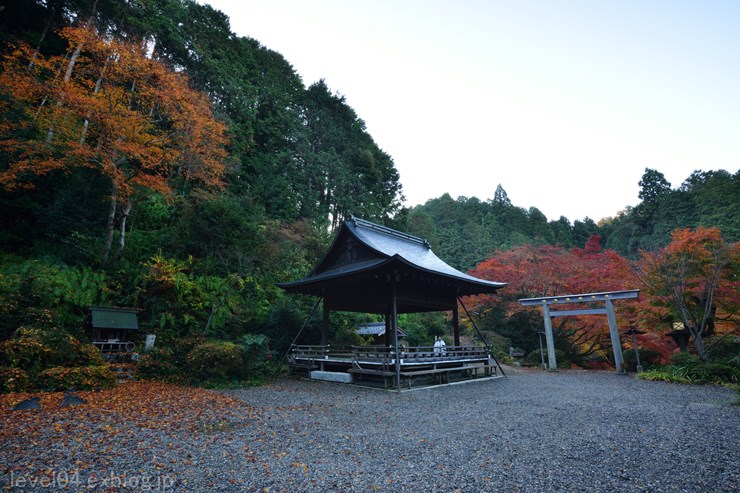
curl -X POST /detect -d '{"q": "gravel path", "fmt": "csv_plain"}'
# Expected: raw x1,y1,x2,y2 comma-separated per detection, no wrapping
3,370,738,492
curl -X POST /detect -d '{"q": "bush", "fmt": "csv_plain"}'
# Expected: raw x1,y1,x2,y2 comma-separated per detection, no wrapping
76,341,106,366
38,365,116,391
706,335,740,362
638,368,692,384
0,327,116,392
0,367,30,393
477,330,512,363
670,352,702,368
400,312,448,347
0,327,107,390
186,340,244,381
0,327,54,373
688,363,739,384
524,348,570,369
135,347,181,382
622,348,663,372
241,333,274,378
0,327,104,373
638,360,739,385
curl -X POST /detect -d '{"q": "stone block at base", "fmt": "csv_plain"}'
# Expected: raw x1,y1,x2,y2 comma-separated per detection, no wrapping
310,370,353,383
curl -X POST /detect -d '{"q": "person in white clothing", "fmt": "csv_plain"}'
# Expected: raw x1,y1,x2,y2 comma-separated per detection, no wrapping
433,336,447,354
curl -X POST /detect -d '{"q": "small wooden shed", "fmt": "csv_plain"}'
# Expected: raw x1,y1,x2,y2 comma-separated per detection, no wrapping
85,306,139,354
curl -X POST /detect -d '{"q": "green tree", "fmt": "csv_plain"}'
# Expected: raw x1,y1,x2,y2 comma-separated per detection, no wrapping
638,167,672,206
492,184,511,207
302,80,403,228
572,217,598,248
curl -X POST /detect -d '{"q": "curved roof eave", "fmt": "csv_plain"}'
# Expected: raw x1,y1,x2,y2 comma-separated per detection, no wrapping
275,257,388,290
388,254,506,291
277,254,506,294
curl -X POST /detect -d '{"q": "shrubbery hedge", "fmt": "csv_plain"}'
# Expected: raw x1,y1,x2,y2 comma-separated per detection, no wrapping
135,347,181,382
0,326,113,392
621,347,663,372
524,348,571,369
639,349,739,385
0,327,105,370
135,334,275,386
187,340,244,381
39,365,117,391
0,367,29,392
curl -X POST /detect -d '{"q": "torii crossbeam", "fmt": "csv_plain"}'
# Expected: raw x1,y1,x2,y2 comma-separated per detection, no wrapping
519,290,640,373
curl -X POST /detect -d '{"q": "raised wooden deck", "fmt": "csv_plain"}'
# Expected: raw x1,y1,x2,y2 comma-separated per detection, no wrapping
289,345,502,389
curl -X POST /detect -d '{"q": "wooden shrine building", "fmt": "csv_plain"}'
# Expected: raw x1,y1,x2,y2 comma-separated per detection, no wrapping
277,216,507,390
85,306,139,356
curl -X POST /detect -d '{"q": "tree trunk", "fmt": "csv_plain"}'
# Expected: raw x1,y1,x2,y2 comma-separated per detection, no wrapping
29,2,57,70
46,3,98,143
80,56,110,145
46,37,84,144
111,196,133,263
678,308,709,362
102,181,118,264
204,297,226,335
693,333,708,363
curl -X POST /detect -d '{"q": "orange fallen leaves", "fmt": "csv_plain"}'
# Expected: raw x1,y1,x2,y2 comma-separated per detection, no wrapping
0,381,257,445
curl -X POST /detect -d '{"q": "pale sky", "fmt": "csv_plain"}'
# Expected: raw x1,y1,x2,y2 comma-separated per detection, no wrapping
205,0,739,222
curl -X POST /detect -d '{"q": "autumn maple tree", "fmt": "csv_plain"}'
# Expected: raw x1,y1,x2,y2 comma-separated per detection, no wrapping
635,227,739,362
467,236,666,366
0,25,227,263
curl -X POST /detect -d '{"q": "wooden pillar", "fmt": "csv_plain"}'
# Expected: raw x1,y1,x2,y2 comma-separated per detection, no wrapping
391,277,401,392
384,313,391,347
542,303,558,371
452,302,460,347
321,300,329,348
605,299,625,374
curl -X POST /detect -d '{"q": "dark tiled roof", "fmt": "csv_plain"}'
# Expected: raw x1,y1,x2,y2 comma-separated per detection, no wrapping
279,217,506,294
346,217,505,289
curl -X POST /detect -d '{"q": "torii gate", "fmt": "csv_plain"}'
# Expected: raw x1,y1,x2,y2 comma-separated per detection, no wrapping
519,289,640,374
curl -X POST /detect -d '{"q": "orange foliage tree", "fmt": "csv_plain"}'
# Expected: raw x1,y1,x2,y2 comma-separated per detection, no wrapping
0,26,227,262
467,235,672,366
635,227,739,362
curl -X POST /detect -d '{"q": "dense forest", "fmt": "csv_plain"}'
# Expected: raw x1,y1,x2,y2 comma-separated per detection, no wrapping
407,170,739,273
1,0,737,390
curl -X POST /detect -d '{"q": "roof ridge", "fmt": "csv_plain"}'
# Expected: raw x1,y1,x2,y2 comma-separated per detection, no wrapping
350,216,430,248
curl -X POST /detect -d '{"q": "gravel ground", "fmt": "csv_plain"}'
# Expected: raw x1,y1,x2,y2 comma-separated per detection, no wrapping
2,369,738,492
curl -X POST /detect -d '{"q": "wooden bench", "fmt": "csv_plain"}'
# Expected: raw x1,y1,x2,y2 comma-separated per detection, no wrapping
400,367,458,388
288,361,318,375
348,367,397,389
401,362,496,387
348,362,499,389
348,368,396,377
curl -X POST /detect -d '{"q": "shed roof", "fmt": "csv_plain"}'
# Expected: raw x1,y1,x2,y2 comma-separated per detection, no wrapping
278,217,506,313
89,306,139,330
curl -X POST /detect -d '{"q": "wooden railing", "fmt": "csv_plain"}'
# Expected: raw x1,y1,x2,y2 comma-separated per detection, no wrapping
289,345,489,364
93,341,136,354
400,345,488,362
289,344,498,388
